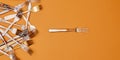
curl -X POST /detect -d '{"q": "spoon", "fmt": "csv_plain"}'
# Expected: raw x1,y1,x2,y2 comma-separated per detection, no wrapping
22,15,37,33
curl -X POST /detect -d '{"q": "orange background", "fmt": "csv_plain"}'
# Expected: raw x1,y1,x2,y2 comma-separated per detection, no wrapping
0,0,120,60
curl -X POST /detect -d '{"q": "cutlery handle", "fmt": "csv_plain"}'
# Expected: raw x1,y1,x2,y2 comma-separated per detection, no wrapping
49,29,68,32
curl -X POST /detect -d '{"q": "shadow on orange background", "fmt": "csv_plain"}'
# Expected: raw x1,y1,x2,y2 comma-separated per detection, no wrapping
0,0,120,60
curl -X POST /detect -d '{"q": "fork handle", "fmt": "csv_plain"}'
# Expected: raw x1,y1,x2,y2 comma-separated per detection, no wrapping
49,29,68,32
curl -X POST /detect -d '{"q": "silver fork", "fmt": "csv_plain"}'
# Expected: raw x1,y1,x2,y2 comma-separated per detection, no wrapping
48,27,88,33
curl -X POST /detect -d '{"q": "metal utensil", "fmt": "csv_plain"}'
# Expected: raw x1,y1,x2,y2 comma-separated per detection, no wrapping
48,27,88,33
0,25,18,34
2,17,20,36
